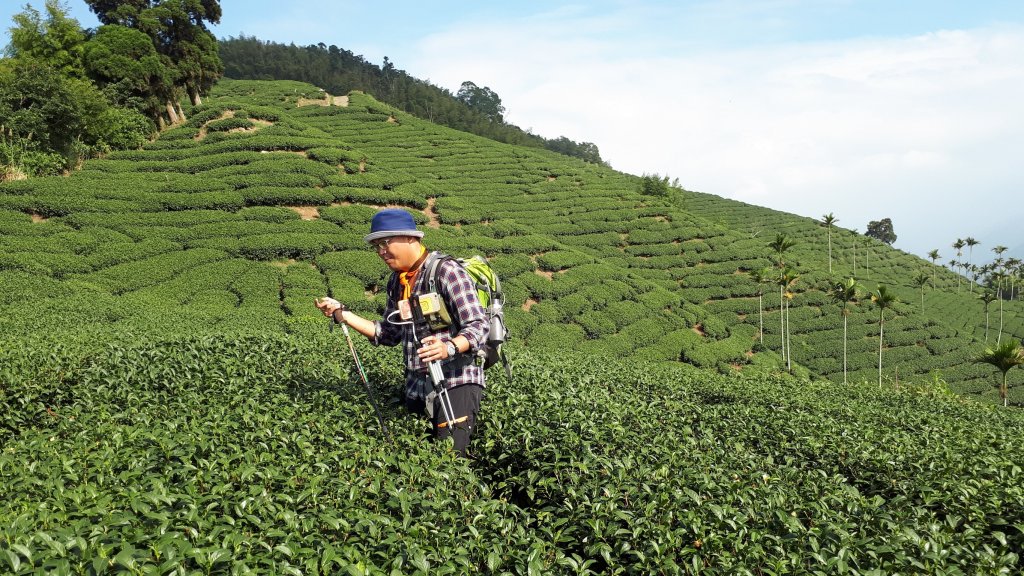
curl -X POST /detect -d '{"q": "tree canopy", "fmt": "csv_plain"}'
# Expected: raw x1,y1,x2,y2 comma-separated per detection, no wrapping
865,218,897,245
456,81,505,122
84,0,224,109
4,0,85,77
0,0,219,178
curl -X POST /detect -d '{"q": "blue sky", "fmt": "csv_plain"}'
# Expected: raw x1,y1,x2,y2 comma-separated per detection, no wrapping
4,1,1024,260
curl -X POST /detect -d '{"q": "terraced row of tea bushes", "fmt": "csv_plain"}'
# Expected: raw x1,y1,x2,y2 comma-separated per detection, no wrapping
0,334,559,575
475,350,1024,574
23,332,1005,574
71,248,230,295
3,78,1011,400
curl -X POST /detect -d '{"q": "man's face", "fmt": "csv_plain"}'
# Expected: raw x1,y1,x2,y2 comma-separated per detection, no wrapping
371,236,421,272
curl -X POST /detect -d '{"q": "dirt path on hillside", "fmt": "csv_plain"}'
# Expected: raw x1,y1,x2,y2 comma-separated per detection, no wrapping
297,93,350,107
287,206,320,220
424,198,441,228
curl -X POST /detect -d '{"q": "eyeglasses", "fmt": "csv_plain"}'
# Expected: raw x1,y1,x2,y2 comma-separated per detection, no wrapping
370,237,397,253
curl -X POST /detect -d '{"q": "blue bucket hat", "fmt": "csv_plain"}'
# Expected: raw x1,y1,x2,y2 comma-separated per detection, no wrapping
364,208,424,243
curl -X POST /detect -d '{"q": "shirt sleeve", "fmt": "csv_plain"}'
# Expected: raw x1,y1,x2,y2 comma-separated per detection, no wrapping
374,274,404,346
438,259,489,352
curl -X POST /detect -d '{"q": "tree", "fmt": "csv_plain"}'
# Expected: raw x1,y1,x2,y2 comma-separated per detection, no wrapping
912,270,930,313
952,238,965,292
748,267,773,346
5,0,86,78
869,285,898,388
456,80,505,122
829,278,861,384
639,173,670,197
0,59,108,166
964,237,980,292
821,213,837,273
992,271,1006,345
768,233,796,268
850,228,858,274
1007,258,1022,301
546,136,605,165
0,2,151,176
974,340,1024,407
979,291,997,343
865,218,897,245
82,24,167,121
84,0,224,122
779,267,799,372
767,234,796,364
927,249,941,286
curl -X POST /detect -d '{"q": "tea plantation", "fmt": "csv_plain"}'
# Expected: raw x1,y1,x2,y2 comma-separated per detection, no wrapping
2,79,1023,573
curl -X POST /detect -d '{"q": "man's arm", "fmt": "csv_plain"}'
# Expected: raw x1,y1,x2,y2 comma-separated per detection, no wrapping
313,297,401,345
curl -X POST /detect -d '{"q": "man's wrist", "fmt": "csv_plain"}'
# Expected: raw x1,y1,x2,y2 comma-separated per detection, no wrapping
445,341,458,358
332,307,347,324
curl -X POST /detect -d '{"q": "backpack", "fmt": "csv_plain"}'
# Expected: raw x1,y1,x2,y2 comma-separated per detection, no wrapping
425,253,512,380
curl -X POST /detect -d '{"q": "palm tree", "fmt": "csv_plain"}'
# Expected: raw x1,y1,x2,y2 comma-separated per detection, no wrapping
969,264,982,294
767,234,796,363
952,239,965,292
768,233,796,268
780,267,799,372
912,270,930,313
1006,257,1021,300
964,237,980,292
748,267,773,345
821,213,837,273
851,228,858,275
927,249,941,286
864,239,870,275
979,290,996,343
964,236,979,264
974,341,1024,407
992,270,1006,345
869,285,897,388
830,278,861,384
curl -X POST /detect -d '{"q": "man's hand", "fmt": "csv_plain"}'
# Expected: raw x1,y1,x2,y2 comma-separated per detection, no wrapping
418,335,448,362
314,297,342,318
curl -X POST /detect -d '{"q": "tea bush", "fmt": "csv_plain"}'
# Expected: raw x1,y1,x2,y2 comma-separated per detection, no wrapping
2,78,1023,572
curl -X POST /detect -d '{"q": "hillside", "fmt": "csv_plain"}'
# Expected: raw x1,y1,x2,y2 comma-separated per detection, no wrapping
218,37,606,165
3,78,1024,573
1,78,1020,402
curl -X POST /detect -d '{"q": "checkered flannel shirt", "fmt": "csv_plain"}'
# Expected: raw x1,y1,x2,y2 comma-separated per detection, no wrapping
374,252,489,402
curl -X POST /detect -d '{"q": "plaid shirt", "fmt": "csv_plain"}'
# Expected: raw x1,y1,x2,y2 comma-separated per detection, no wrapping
374,251,489,402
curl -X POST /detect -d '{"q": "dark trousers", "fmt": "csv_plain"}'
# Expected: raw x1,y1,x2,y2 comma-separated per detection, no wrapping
405,384,483,457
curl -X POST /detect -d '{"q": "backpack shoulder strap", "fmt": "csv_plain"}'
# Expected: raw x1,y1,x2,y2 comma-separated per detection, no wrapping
424,251,452,294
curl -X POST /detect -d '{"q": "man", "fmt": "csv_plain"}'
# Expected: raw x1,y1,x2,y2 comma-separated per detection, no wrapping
315,208,489,456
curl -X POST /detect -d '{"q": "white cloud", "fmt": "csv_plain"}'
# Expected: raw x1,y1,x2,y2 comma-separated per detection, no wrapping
406,16,1024,257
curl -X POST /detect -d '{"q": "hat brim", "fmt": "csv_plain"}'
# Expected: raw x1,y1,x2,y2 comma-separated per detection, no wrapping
364,229,425,243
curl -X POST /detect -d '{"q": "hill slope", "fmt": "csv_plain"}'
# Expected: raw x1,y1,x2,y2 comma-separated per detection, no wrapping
2,78,1019,403
2,79,1024,573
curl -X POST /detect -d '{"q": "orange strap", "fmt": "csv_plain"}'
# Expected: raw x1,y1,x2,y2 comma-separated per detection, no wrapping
436,415,469,429
399,246,428,300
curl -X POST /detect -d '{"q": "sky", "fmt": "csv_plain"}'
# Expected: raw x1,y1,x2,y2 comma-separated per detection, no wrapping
3,0,1023,261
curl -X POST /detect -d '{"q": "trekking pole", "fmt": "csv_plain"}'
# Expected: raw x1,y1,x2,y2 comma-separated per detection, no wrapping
408,295,458,431
329,308,392,442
